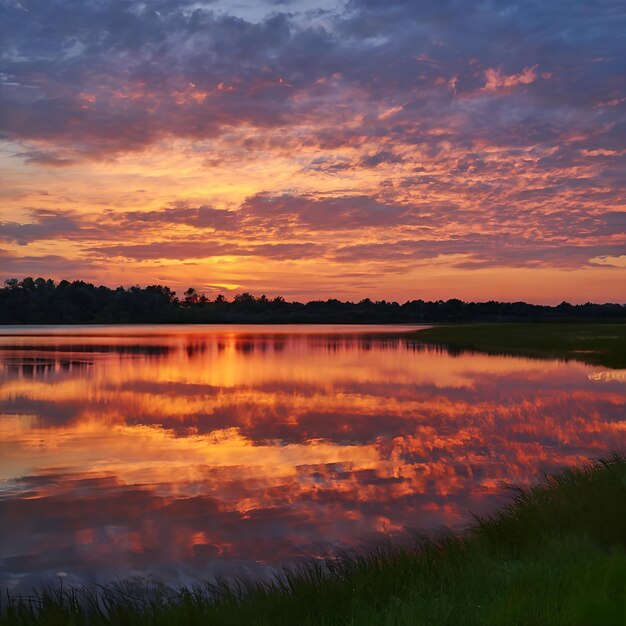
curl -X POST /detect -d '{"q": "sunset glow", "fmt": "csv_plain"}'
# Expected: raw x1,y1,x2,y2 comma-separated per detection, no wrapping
1,0,625,302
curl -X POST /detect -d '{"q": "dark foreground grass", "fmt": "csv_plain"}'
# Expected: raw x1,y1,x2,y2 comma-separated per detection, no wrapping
415,322,626,369
2,453,626,625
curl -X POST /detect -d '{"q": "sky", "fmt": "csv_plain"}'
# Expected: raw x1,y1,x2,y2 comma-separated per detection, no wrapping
1,0,625,303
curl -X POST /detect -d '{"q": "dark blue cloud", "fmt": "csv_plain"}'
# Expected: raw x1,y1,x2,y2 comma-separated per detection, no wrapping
1,0,623,156
0,210,82,245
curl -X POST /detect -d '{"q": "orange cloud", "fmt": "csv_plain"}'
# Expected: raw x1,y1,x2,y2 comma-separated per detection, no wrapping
482,65,539,92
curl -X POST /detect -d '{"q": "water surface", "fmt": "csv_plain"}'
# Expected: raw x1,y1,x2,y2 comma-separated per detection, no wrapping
0,325,624,591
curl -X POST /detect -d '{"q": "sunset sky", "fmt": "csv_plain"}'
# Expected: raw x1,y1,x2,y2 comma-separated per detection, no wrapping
1,0,625,303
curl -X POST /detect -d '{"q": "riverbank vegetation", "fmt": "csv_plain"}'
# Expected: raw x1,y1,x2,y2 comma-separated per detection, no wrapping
3,453,625,625
1,277,624,324
415,322,626,369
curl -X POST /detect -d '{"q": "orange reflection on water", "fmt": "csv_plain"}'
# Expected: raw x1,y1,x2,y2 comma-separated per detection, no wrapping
0,325,624,591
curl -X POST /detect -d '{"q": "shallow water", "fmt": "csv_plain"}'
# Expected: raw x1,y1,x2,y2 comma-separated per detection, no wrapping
0,325,624,592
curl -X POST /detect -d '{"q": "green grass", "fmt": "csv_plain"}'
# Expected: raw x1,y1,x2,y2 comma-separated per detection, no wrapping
414,322,626,369
3,453,626,625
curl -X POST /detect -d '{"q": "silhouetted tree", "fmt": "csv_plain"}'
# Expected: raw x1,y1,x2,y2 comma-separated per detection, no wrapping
0,277,624,324
183,288,199,306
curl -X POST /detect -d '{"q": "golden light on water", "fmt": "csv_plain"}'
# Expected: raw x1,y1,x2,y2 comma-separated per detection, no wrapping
1,326,624,590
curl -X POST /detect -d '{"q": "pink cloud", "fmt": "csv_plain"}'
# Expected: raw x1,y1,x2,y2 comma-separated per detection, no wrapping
482,65,539,92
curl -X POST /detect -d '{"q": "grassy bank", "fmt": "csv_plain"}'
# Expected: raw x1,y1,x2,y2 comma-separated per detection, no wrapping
414,322,626,369
3,453,626,625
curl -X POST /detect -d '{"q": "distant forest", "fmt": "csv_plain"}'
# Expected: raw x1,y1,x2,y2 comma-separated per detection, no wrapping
0,277,624,324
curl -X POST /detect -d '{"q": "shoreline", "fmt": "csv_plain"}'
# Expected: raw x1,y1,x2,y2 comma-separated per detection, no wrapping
3,453,626,625
412,322,626,369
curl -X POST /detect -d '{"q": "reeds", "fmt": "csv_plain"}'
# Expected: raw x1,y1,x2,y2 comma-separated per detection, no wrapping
2,452,626,625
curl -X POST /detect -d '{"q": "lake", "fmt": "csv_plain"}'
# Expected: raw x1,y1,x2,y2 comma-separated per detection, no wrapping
0,325,624,592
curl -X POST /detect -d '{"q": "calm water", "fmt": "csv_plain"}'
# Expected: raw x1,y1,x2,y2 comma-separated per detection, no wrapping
0,325,624,592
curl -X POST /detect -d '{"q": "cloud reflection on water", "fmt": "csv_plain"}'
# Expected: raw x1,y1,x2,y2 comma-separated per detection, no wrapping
0,326,624,592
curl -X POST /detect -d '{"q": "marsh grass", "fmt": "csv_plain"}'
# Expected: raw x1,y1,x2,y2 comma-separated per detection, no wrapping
2,453,626,625
414,322,626,368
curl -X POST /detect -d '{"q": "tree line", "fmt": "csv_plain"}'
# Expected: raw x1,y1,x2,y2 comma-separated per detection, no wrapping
0,277,624,324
